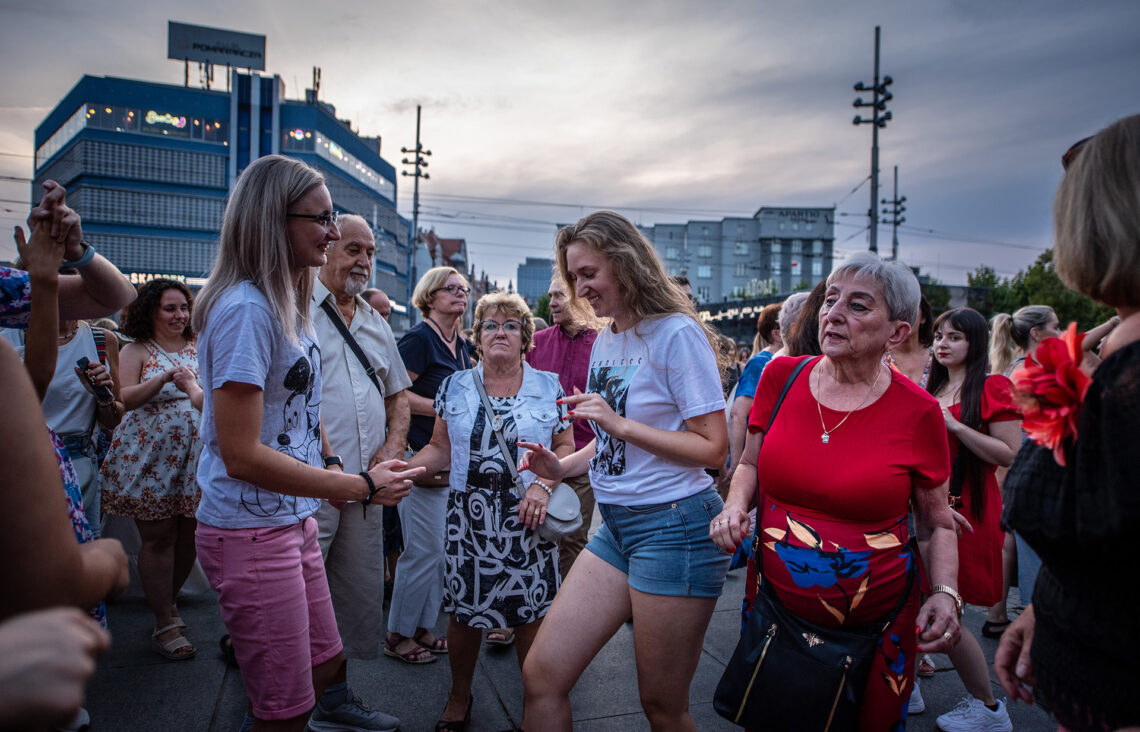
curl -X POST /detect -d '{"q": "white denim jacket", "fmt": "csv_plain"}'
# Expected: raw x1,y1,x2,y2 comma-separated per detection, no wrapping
440,362,563,494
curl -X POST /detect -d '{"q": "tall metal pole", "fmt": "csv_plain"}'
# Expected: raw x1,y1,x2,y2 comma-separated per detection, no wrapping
401,105,431,325
881,165,907,261
853,25,894,255
869,27,880,254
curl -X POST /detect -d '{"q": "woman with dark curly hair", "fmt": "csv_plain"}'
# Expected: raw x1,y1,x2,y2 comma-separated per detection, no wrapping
100,278,203,660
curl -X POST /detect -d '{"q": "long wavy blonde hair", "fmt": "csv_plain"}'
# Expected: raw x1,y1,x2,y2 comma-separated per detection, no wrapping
192,155,325,343
554,211,727,371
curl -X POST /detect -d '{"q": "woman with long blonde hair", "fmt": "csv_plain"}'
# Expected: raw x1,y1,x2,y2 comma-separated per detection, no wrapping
193,155,420,732
520,211,729,730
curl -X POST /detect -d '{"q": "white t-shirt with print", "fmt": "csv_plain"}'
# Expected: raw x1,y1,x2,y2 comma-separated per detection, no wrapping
587,313,725,506
196,282,324,529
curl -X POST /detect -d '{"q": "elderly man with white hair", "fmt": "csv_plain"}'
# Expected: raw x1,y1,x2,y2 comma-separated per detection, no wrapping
309,213,412,732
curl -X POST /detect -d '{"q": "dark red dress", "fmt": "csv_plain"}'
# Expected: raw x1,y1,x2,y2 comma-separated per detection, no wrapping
944,375,1019,606
745,356,951,730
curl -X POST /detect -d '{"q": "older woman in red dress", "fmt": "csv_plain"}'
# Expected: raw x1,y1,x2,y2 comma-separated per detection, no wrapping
711,251,961,730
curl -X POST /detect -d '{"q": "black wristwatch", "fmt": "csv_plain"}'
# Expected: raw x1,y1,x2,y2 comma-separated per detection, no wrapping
323,455,343,469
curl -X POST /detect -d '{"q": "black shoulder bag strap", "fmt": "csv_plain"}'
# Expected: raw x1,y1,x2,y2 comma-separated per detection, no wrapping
747,356,815,554
319,299,384,398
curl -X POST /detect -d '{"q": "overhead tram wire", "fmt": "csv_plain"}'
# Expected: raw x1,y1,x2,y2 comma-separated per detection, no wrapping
415,192,752,218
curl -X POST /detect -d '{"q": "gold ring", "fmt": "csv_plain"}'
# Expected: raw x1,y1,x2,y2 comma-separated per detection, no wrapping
943,631,953,642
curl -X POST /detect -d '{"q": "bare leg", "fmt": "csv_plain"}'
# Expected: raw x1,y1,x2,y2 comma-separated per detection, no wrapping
523,551,634,731
171,515,198,602
987,533,1016,624
440,618,481,722
136,517,186,649
513,618,542,668
946,628,997,705
629,589,717,732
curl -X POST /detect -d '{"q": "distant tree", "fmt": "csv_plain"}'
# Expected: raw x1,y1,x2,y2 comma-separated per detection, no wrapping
533,292,551,324
966,252,1113,330
921,278,952,312
793,279,813,292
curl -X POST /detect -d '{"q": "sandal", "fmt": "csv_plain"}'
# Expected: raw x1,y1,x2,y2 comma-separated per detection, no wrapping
916,653,936,678
170,604,186,629
485,628,515,646
981,619,1012,638
384,636,436,664
152,624,196,660
414,630,449,654
435,696,472,731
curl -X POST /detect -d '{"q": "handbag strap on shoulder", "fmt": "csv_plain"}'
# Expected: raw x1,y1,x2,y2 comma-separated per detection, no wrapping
320,299,384,397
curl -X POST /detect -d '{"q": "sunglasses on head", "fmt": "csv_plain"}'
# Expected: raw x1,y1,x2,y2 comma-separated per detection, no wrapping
1062,135,1093,171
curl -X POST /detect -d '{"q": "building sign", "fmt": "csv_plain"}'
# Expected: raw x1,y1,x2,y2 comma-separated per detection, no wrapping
168,21,266,71
127,272,208,288
141,110,190,138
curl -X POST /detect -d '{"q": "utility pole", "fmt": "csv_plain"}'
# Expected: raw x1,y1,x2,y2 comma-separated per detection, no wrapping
881,166,906,261
853,25,894,254
400,105,431,324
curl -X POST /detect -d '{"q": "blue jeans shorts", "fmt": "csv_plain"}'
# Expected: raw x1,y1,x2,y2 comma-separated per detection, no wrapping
586,487,730,598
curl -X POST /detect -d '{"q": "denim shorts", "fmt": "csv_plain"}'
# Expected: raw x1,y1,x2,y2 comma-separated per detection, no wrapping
586,487,730,598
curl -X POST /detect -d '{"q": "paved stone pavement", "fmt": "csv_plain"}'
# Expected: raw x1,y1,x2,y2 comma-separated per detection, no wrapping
87,568,1054,731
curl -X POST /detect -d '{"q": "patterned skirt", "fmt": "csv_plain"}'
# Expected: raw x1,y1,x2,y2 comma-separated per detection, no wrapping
101,397,201,521
443,486,559,627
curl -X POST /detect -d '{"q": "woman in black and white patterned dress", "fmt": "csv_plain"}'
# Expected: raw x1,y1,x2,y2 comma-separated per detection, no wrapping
405,291,572,730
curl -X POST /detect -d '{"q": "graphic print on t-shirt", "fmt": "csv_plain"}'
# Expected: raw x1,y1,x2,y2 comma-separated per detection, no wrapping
467,399,519,491
588,363,639,475
242,342,322,518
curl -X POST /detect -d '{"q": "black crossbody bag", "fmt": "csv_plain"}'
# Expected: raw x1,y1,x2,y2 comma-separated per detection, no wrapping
713,357,917,731
319,299,385,397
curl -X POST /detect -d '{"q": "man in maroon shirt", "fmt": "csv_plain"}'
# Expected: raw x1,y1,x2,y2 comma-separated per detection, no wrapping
526,276,600,578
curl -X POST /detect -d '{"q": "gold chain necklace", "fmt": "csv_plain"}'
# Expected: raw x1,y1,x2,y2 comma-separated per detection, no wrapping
815,362,884,444
58,323,79,341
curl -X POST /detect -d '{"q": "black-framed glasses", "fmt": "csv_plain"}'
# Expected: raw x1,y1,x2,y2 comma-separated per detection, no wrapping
287,210,339,229
481,320,522,334
434,284,470,297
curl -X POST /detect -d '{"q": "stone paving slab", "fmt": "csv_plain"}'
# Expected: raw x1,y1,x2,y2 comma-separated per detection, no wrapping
88,567,1054,731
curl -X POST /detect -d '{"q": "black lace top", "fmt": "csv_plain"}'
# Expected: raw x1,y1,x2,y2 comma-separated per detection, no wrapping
1003,340,1140,731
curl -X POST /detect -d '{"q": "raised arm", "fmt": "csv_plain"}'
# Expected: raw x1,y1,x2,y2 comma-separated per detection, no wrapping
0,340,128,620
14,223,64,400
28,181,135,319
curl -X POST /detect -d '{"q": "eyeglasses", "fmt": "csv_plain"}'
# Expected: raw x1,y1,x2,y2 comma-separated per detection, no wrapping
287,210,339,229
434,284,470,297
1061,136,1092,171
481,320,522,334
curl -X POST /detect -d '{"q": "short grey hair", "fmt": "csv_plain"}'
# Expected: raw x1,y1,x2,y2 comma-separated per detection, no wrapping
777,292,810,341
826,251,921,325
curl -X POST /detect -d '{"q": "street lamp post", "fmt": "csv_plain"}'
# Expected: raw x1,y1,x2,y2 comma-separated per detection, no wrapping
852,25,894,254
401,105,431,325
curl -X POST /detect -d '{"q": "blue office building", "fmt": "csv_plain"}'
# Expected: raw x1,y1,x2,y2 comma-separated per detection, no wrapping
33,72,410,319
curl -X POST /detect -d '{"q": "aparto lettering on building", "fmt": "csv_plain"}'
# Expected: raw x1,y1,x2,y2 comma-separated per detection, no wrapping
168,21,266,71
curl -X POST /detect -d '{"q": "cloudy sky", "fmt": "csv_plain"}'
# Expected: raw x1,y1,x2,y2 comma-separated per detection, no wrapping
2,0,1138,287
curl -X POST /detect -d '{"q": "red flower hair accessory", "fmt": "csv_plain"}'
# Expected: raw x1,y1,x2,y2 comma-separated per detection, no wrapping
1011,322,1091,466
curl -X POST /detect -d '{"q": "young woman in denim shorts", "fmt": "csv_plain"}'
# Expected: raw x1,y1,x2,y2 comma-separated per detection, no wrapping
519,211,730,730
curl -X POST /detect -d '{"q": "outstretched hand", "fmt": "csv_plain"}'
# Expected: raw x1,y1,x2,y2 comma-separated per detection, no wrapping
364,459,424,506
27,180,84,256
517,441,565,482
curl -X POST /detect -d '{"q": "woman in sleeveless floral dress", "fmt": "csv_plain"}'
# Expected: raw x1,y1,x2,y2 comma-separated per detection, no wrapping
101,279,203,660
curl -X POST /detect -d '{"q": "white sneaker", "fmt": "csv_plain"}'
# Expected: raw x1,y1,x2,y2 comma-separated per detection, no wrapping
908,679,925,714
936,696,1013,732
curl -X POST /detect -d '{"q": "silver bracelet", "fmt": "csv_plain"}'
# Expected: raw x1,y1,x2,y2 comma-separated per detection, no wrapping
531,479,553,496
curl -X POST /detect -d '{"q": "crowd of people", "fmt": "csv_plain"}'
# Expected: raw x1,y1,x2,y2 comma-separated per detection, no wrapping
2,112,1138,732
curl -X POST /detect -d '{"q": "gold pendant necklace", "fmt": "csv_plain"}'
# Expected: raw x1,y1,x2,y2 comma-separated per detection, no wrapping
816,362,884,444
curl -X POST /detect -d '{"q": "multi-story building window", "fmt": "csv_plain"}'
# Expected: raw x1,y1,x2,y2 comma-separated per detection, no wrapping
734,241,749,255
698,245,712,258
697,286,711,301
734,262,749,277
666,246,679,259
697,265,712,279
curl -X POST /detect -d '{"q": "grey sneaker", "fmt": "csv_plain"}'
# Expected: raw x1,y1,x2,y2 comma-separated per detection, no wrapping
935,696,1012,732
308,689,400,732
908,679,925,714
